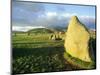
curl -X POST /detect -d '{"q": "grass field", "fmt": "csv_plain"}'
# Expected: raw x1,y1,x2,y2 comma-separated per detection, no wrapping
12,33,74,74
12,30,96,74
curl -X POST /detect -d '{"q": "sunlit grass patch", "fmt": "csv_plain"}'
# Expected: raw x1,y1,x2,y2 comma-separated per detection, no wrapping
64,52,95,69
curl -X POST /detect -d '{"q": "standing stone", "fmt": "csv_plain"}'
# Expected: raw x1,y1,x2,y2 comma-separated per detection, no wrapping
64,16,92,62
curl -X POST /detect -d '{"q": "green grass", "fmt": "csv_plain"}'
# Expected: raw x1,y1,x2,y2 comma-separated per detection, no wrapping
12,32,96,74
12,33,64,48
64,52,95,69
12,33,72,74
13,47,72,74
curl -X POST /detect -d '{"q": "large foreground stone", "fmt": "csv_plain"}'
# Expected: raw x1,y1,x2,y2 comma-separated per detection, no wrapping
64,16,92,62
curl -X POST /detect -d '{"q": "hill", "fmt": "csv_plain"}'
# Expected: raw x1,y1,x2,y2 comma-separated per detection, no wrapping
27,28,54,34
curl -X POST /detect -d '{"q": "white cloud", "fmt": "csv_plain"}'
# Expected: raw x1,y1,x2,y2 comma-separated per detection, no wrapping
79,15,93,18
12,26,45,32
46,12,57,17
62,13,77,17
46,12,77,18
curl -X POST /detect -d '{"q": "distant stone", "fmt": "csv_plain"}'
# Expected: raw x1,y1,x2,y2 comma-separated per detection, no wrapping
64,16,92,62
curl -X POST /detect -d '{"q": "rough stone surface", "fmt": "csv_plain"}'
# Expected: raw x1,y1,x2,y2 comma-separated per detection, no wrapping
64,16,91,62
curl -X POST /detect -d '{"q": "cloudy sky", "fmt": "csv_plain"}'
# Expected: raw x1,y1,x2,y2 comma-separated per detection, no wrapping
12,1,96,31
